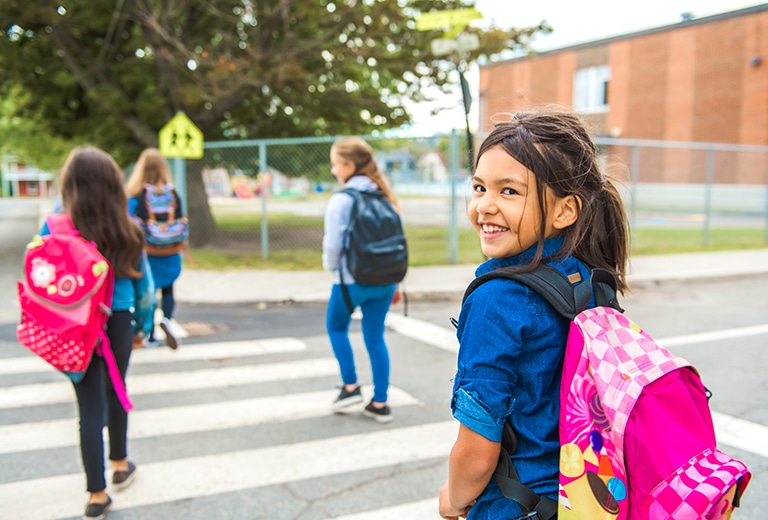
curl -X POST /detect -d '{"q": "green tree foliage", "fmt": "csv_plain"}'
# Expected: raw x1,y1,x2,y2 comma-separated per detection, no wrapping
0,84,74,172
0,0,549,243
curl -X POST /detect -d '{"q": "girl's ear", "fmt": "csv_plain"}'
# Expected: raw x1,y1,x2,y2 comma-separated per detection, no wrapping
552,194,579,230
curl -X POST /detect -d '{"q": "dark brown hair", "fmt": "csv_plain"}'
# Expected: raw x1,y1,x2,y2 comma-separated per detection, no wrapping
59,146,145,279
477,109,630,293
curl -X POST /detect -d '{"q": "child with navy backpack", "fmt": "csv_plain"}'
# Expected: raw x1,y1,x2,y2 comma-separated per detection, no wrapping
439,109,631,519
43,146,154,520
322,136,404,423
439,109,750,520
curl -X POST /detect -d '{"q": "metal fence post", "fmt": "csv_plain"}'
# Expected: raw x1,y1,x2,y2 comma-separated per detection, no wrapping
449,130,459,263
703,148,715,248
172,157,187,214
630,145,639,234
259,142,268,260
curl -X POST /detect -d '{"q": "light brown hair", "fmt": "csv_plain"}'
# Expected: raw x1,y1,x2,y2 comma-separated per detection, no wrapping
331,136,401,213
125,147,172,197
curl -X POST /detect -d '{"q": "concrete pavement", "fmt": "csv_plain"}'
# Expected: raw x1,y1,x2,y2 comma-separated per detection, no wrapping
174,248,768,305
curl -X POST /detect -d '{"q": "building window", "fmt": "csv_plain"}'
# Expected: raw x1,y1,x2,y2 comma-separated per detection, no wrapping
573,65,610,113
27,181,39,195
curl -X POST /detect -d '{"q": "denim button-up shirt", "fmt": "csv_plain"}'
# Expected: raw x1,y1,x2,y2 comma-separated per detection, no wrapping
452,237,592,519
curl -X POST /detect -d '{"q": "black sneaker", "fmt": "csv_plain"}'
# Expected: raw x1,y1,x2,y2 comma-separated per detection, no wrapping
159,318,180,350
111,460,137,490
362,401,393,423
83,497,112,520
332,385,363,411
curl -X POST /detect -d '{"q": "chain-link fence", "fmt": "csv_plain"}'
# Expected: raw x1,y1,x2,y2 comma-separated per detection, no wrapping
179,134,768,268
190,132,481,268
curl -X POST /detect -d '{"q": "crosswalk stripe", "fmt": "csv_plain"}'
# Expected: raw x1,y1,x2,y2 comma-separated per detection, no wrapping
385,313,458,353
0,357,340,408
712,411,768,459
0,420,457,520
657,323,768,347
327,498,439,520
386,315,768,355
0,386,420,454
0,337,307,375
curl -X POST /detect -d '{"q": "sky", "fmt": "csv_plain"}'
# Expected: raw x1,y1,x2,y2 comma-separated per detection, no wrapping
401,0,766,136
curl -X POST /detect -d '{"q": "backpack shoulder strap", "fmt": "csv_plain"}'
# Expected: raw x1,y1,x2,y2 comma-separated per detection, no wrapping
340,187,363,224
462,265,621,319
338,188,362,314
46,213,75,235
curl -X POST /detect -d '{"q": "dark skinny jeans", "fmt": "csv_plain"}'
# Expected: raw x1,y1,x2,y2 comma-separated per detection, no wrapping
73,310,133,492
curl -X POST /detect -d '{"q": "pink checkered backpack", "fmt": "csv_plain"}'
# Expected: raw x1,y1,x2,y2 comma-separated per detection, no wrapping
463,266,751,520
16,213,132,412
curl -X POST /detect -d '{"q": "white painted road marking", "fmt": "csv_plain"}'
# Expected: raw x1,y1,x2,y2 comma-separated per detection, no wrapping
0,386,420,454
657,324,768,348
0,337,307,375
712,411,768,459
327,498,439,520
385,313,459,352
0,421,457,520
0,357,340,408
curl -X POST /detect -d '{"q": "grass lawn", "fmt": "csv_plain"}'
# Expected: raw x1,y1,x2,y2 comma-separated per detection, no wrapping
185,212,767,270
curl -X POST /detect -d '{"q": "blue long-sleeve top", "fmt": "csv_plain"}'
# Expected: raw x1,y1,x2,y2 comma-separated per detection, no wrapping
40,216,155,337
322,175,379,284
452,237,593,519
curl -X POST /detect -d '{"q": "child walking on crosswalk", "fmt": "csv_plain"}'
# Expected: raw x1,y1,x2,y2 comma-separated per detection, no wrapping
43,146,155,520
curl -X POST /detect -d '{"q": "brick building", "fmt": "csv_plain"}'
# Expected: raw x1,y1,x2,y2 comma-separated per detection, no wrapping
478,4,768,185
0,156,54,197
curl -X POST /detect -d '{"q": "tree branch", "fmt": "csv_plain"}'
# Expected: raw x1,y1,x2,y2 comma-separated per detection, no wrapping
50,23,157,146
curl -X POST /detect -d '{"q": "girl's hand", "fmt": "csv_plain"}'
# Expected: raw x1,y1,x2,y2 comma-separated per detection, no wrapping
390,289,402,306
439,481,473,519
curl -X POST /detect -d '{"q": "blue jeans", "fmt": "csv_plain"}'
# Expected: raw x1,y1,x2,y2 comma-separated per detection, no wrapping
326,283,395,403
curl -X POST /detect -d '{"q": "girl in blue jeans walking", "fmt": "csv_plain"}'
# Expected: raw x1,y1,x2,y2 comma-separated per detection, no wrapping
323,136,402,423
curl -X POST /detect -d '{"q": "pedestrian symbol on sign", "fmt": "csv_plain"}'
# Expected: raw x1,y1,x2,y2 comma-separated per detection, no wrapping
159,112,204,159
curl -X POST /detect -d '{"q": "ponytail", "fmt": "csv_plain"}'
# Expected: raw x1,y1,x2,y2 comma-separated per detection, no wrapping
332,136,401,213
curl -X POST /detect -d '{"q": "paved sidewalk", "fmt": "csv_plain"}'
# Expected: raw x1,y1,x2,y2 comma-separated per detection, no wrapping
175,248,768,305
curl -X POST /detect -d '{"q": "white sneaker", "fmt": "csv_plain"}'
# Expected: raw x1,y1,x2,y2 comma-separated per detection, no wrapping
159,317,181,350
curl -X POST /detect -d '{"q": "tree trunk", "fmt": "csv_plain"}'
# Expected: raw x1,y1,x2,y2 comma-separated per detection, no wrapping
185,159,218,247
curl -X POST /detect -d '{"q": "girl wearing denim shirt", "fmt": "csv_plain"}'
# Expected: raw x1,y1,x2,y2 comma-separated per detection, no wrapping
42,146,154,520
323,136,402,423
439,109,629,520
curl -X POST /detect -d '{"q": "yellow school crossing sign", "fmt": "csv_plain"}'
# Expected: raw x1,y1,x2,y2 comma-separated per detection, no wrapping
416,8,482,38
158,112,204,159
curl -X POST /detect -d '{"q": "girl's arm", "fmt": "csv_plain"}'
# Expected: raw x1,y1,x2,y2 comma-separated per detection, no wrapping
439,424,500,519
321,193,353,271
132,252,156,338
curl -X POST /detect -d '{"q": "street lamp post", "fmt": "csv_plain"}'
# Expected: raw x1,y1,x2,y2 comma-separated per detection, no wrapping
416,8,483,263
430,32,480,169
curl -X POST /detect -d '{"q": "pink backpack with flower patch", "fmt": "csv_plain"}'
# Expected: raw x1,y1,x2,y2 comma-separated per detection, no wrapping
16,213,132,412
463,266,751,520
